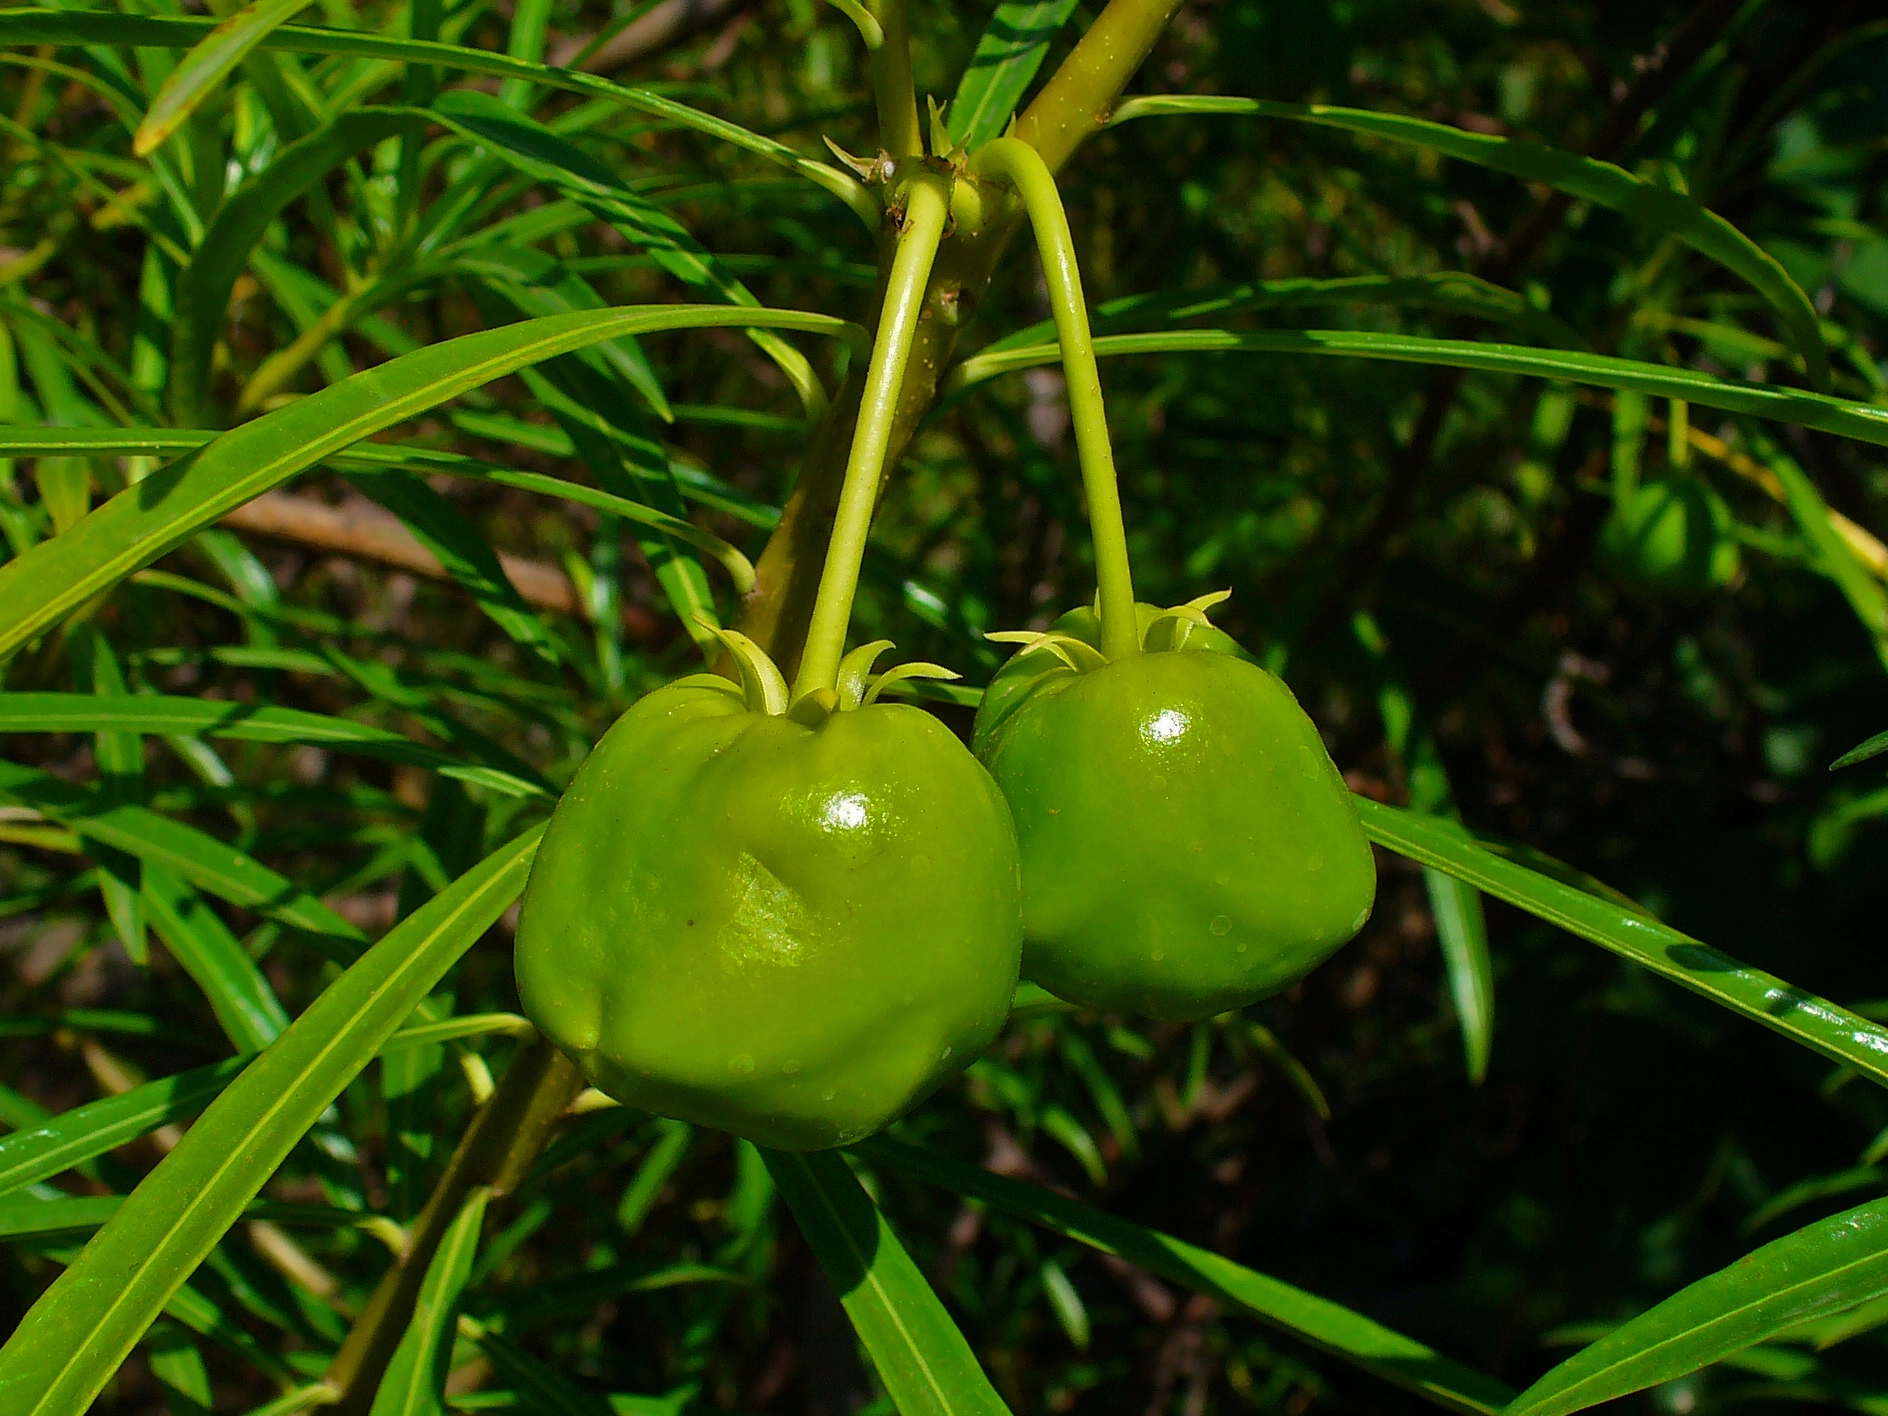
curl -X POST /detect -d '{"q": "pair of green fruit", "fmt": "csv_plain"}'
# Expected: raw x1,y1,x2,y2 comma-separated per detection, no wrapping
514,601,1376,1150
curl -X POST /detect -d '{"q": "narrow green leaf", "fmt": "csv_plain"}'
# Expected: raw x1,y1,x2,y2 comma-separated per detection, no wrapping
977,271,1590,357
1506,1200,1888,1416
1107,96,1828,388
0,11,879,227
475,1331,613,1416
1742,1167,1884,1236
0,693,547,797
133,0,314,157
0,1057,251,1199
1356,799,1888,1089
345,469,558,663
948,330,1888,447
0,305,847,660
381,1012,535,1051
170,109,414,424
763,1148,1012,1416
946,0,1080,151
1039,1259,1089,1349
1741,427,1888,671
1833,729,1888,771
617,1119,691,1235
863,1137,1511,1416
142,863,291,1053
0,1193,123,1240
428,91,826,418
0,826,540,1416
1427,869,1494,1085
371,1187,489,1416
0,760,364,941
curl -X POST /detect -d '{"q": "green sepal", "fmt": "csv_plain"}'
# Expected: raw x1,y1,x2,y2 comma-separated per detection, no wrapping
864,660,960,706
1142,589,1233,654
701,624,790,716
985,629,1107,673
836,639,896,710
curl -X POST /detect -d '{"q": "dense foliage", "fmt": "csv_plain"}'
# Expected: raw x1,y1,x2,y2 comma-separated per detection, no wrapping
5,0,1888,1413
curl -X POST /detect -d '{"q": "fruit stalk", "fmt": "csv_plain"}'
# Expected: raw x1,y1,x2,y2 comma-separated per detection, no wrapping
792,169,952,701
968,137,1138,661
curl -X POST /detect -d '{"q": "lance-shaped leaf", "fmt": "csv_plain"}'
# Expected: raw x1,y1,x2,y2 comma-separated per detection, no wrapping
370,1187,489,1416
0,761,361,940
344,468,558,664
0,11,878,225
1107,96,1828,388
0,693,546,797
142,864,290,1053
946,0,1080,151
0,1057,251,1199
1356,800,1888,1089
764,1148,1012,1416
948,330,1888,447
0,827,541,1416
0,304,847,659
133,0,314,157
428,91,825,419
1506,1200,1888,1416
169,109,413,424
863,1137,1511,1415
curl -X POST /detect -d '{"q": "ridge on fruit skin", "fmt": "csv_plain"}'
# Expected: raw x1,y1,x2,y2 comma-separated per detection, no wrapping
514,632,1023,1151
973,594,1377,1023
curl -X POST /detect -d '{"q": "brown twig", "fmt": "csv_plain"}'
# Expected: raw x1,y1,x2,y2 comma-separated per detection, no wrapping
220,490,661,640
556,0,746,73
321,1034,584,1416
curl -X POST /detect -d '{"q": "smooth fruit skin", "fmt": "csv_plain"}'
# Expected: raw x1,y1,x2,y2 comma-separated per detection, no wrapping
515,682,1022,1151
973,612,1375,1022
1598,476,1740,598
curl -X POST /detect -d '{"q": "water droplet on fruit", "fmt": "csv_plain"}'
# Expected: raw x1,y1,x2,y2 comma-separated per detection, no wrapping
1236,943,1249,953
911,853,932,875
783,1060,801,1074
1151,950,1166,962
728,1053,755,1075
1210,914,1233,935
1307,853,1325,871
940,1045,953,1061
822,1089,836,1102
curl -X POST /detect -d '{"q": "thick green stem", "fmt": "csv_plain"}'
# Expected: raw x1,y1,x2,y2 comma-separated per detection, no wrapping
970,138,1137,660
791,171,951,701
321,1034,581,1416
865,0,921,157
1011,0,1186,172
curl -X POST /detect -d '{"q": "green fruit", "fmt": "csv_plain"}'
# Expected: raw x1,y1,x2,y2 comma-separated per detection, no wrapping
972,599,1375,1022
1599,475,1740,598
515,652,1022,1151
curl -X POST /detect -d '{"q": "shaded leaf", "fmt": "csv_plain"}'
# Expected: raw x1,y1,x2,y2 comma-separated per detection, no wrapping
1507,1200,1888,1416
863,1137,1511,1416
1356,800,1888,1090
764,1148,1012,1416
0,827,540,1416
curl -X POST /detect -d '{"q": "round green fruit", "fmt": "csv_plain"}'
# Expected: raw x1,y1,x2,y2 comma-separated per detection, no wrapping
1598,475,1740,598
972,600,1375,1022
515,669,1022,1151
